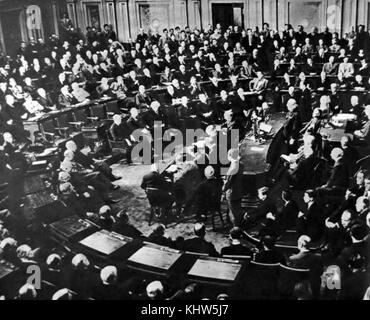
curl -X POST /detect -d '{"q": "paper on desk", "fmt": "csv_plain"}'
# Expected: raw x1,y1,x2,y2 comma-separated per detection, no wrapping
280,154,291,162
27,115,42,121
250,146,264,152
166,164,178,172
32,160,47,165
37,147,58,157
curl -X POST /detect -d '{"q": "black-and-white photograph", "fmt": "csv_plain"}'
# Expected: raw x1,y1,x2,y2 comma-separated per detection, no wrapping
0,0,369,303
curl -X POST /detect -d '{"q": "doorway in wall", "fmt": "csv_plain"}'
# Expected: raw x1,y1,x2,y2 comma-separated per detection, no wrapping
211,3,244,29
0,9,23,55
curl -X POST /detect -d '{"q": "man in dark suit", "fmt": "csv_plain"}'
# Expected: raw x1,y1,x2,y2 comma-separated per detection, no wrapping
125,71,140,92
354,105,370,146
341,135,360,177
322,55,338,75
220,227,253,256
135,85,153,112
297,190,325,241
318,147,349,196
288,235,323,298
286,146,319,190
95,205,116,230
91,266,130,300
141,163,175,215
264,189,299,235
183,223,219,256
109,114,128,141
65,140,119,183
176,64,189,85
283,98,302,153
245,186,277,227
337,224,369,273
126,107,143,134
282,86,300,110
195,166,223,220
141,100,167,135
112,210,143,238
195,93,215,127
223,148,244,227
254,235,286,264
244,29,257,53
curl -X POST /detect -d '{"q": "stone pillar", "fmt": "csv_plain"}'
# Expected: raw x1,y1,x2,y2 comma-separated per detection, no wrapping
116,0,131,42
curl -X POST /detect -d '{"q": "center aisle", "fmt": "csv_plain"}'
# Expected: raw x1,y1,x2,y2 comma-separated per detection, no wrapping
110,162,232,252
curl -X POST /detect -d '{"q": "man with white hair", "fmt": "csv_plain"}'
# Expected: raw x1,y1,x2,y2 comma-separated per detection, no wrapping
65,140,120,182
283,98,302,153
194,165,223,221
52,288,73,300
92,265,129,300
222,148,244,227
183,222,219,256
320,147,349,192
58,85,78,108
288,234,323,298
36,87,57,111
2,132,28,173
67,253,96,299
146,281,165,300
196,93,214,127
109,114,126,141
135,85,152,112
141,100,167,135
319,94,331,118
349,95,363,122
71,82,90,103
17,283,37,300
44,253,64,287
59,155,119,205
112,209,143,238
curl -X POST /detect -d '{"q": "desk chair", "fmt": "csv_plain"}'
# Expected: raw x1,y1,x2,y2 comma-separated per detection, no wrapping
145,187,174,227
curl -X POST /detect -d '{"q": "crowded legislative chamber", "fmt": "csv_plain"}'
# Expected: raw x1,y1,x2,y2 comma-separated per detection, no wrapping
0,0,370,300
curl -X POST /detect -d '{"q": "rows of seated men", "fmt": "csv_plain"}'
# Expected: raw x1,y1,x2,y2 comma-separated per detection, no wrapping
1,200,369,300
0,21,370,152
0,21,370,299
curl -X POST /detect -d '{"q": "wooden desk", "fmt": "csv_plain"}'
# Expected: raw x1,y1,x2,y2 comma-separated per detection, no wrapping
319,126,352,143
239,112,287,175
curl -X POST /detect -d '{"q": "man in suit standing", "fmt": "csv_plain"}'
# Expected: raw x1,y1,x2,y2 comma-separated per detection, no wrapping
183,223,219,256
244,28,257,53
297,190,325,241
223,148,244,227
283,99,302,153
288,235,323,298
220,227,253,256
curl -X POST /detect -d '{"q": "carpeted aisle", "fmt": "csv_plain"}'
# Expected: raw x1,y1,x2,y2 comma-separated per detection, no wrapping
110,163,231,252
